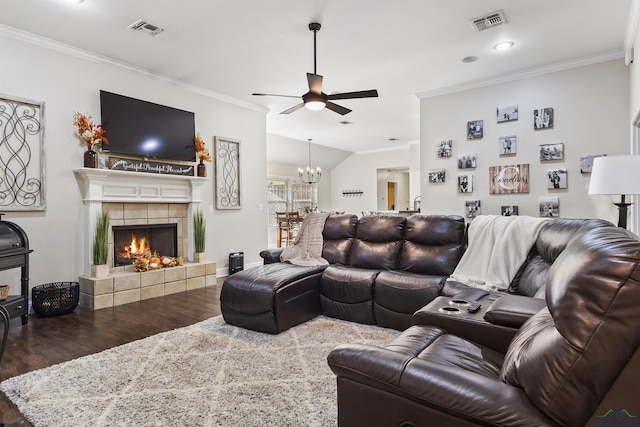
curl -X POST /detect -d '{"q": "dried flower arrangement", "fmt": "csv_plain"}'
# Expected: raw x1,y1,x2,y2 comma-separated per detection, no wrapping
72,112,108,149
194,133,212,162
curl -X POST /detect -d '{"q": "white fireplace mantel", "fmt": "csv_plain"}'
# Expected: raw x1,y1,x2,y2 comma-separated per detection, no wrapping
74,168,208,204
74,168,209,275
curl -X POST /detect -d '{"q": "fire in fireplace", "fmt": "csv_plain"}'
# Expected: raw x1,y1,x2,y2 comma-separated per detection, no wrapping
112,224,178,267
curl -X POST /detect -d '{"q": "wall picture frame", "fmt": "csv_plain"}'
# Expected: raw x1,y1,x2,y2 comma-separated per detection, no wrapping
539,197,559,217
467,120,483,139
547,168,567,189
499,135,517,156
0,93,46,211
539,143,564,161
497,105,518,122
534,107,554,130
580,154,606,174
501,205,519,216
458,154,478,169
437,139,453,158
458,174,473,193
466,200,481,218
214,136,241,209
428,169,446,183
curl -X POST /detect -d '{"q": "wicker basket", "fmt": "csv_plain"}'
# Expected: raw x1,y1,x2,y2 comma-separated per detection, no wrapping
0,284,9,301
31,282,80,317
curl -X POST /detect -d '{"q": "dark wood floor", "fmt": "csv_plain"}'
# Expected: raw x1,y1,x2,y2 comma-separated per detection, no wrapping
0,285,222,426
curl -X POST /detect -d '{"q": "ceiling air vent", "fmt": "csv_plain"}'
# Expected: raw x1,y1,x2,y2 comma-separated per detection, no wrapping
470,10,506,32
127,19,164,36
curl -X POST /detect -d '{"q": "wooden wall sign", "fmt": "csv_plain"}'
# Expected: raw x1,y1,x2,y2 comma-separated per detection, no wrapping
489,164,530,194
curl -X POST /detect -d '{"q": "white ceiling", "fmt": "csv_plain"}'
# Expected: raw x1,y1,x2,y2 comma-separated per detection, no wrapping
0,0,634,156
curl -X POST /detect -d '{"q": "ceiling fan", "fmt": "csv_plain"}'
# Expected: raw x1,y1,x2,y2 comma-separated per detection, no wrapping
252,23,378,115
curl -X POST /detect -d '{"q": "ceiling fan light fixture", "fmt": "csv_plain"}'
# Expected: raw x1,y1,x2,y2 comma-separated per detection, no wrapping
305,100,326,111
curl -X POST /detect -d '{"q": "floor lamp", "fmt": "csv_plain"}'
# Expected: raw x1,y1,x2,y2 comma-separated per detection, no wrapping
588,155,640,229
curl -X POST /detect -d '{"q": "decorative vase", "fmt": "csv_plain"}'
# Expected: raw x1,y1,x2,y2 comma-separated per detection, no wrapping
197,159,206,177
193,252,206,263
84,148,98,168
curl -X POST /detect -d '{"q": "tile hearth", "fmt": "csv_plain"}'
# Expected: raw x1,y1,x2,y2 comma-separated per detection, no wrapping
79,261,216,310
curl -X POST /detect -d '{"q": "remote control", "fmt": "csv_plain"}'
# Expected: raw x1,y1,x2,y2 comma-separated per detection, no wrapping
467,302,481,313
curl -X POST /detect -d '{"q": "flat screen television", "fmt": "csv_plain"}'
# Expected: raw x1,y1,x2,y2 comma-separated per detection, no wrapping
99,90,196,162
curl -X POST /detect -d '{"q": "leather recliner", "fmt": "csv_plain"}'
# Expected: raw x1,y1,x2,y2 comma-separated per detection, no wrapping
328,224,640,426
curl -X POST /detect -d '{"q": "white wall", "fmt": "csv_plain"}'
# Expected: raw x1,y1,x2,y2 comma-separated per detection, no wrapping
330,147,412,215
419,59,629,222
0,34,267,292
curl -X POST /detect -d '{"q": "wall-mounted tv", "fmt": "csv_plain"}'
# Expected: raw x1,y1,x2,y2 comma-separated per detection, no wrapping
100,90,196,162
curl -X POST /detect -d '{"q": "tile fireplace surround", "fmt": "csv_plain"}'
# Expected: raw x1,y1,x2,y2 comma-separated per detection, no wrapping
74,168,214,310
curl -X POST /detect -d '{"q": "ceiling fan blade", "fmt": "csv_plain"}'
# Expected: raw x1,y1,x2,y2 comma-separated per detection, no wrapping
252,93,301,99
280,103,306,114
327,89,379,100
307,73,323,94
325,102,352,115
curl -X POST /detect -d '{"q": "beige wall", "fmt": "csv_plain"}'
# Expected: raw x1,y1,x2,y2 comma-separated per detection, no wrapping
419,59,629,222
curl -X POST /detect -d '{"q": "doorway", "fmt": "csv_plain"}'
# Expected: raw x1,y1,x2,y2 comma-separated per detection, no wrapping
387,182,397,210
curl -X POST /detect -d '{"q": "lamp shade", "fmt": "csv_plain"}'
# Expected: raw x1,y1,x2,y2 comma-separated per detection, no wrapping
588,155,640,196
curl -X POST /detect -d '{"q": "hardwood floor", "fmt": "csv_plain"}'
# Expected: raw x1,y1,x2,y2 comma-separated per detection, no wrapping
0,285,222,426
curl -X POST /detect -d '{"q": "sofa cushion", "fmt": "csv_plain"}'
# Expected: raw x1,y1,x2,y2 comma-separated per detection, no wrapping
374,271,444,330
320,265,379,324
398,215,465,275
349,216,406,270
322,214,358,265
374,271,443,315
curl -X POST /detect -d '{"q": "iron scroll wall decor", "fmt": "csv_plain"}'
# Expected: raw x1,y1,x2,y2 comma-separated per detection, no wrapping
0,94,45,211
214,136,240,210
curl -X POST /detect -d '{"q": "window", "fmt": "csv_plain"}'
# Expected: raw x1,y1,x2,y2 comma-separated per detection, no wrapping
267,177,316,227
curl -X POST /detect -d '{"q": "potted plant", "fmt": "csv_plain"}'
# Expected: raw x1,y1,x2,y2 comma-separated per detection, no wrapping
91,209,110,277
193,208,206,262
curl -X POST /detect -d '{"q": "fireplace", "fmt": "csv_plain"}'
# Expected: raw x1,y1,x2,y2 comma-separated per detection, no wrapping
112,223,178,267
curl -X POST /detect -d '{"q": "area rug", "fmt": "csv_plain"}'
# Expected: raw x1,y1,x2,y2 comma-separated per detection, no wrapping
1,316,399,427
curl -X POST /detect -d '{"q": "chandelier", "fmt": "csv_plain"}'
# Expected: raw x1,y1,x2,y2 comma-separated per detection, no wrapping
298,139,322,184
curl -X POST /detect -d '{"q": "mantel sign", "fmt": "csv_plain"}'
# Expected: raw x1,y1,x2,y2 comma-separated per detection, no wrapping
108,157,195,176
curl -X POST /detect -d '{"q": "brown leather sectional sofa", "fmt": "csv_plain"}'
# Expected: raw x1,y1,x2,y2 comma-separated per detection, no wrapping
221,214,466,332
221,214,640,425
327,218,640,426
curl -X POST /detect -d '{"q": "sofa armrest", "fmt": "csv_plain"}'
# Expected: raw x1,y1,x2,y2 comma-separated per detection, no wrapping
413,296,517,353
259,248,284,264
327,337,556,427
483,294,546,328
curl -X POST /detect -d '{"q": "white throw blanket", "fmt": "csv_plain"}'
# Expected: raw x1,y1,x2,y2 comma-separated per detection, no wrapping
280,212,331,266
446,215,550,292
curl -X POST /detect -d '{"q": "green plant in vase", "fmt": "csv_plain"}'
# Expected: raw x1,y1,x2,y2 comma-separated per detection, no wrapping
91,209,110,277
193,209,206,262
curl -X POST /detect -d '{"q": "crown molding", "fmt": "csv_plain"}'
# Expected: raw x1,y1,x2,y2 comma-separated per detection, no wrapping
0,24,269,114
625,0,640,49
416,51,624,99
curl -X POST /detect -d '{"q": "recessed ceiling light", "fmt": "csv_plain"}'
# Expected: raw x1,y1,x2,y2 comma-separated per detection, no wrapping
493,41,514,51
462,56,479,63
